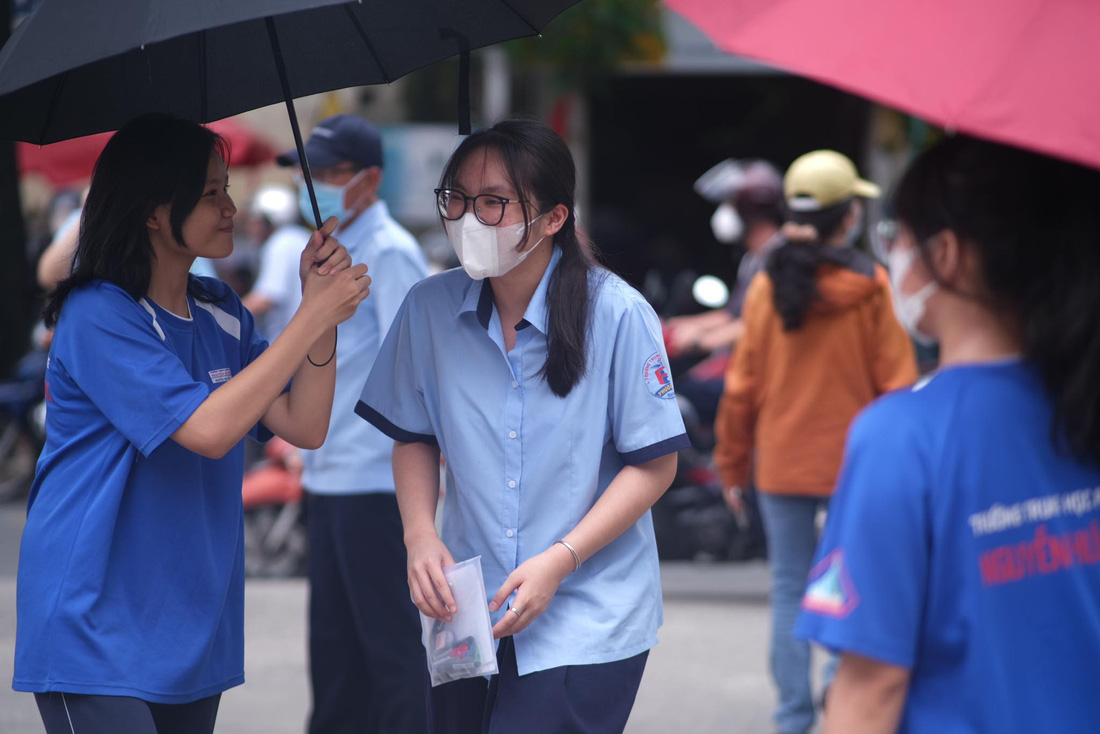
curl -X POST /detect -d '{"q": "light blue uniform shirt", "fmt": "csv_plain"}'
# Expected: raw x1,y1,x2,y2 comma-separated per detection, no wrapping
358,247,689,674
302,200,428,494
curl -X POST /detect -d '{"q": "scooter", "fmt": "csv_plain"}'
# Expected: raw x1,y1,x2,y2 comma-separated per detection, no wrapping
648,275,768,561
650,390,767,561
241,437,308,577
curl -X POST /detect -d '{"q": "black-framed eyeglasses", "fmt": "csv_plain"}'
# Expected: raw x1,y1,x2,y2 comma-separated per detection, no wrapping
435,188,526,226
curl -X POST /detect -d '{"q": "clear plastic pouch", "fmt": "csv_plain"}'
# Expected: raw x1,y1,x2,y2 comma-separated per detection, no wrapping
419,556,499,687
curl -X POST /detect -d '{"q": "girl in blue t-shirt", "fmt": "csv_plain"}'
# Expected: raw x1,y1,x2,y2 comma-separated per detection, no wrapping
14,114,370,733
796,137,1100,733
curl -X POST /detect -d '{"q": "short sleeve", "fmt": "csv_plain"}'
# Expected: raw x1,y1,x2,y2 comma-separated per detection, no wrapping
58,287,210,457
608,295,690,464
355,289,437,445
794,399,930,668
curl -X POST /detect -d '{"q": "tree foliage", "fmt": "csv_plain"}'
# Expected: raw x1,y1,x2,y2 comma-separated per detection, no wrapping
507,0,665,87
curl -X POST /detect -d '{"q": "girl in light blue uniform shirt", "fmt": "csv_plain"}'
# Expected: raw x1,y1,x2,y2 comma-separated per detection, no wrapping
358,120,688,733
15,114,370,734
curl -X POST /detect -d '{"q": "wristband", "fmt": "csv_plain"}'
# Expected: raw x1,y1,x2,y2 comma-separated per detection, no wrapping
308,328,338,367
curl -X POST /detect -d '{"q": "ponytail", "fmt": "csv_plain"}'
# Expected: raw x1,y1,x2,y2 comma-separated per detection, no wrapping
543,217,602,396
766,200,853,331
766,242,825,331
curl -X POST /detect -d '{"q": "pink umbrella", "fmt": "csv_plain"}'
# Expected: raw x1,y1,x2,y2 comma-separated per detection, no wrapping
665,0,1100,170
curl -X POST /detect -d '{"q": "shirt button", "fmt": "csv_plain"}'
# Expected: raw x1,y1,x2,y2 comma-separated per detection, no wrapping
508,430,517,439
511,380,519,388
506,529,515,538
508,480,517,488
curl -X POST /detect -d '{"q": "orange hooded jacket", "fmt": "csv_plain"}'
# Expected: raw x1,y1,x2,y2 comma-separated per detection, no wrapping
714,249,918,496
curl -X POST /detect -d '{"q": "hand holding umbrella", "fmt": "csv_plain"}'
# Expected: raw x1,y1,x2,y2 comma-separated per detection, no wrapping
294,215,364,367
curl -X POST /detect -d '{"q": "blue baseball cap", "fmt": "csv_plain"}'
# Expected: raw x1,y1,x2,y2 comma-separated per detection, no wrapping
277,114,384,170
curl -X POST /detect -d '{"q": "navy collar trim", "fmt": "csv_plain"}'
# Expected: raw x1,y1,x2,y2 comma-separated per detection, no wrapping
476,279,494,331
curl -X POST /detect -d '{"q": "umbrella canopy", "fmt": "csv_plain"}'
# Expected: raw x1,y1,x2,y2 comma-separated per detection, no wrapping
17,119,276,187
0,0,579,144
665,0,1100,170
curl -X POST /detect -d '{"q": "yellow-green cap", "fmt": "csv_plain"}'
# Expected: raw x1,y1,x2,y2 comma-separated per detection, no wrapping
783,150,881,211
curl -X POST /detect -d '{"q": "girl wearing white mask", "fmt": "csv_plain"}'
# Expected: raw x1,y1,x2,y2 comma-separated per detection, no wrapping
796,137,1100,733
357,120,687,733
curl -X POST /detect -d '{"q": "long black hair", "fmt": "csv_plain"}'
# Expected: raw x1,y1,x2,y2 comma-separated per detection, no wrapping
766,200,853,330
439,119,597,397
893,135,1100,465
44,113,229,327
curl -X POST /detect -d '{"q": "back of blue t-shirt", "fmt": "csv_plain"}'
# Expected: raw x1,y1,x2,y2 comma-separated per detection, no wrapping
797,360,1100,733
14,278,270,703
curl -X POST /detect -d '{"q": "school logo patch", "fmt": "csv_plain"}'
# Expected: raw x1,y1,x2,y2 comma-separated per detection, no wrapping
802,549,859,619
208,367,232,384
642,352,675,400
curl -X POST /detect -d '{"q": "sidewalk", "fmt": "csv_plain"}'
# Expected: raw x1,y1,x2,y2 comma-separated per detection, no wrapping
0,501,815,734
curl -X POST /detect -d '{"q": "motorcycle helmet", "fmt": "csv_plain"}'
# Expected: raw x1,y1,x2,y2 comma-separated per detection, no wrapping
695,159,784,243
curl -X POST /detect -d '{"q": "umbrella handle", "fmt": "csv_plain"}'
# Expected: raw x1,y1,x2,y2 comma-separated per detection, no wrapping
265,17,322,231
265,16,336,370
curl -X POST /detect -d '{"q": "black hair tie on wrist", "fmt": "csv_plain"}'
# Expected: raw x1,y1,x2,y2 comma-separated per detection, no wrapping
308,329,338,367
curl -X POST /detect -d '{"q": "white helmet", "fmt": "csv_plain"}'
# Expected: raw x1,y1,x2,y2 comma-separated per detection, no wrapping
249,185,299,228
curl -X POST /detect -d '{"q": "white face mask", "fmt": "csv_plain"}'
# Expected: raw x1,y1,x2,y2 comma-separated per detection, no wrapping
444,213,545,280
710,203,744,244
887,246,938,345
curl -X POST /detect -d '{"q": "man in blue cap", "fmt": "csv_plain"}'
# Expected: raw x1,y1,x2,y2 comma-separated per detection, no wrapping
279,114,430,734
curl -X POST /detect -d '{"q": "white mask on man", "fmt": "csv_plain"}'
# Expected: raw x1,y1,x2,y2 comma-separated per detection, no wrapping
710,203,744,244
887,246,938,345
444,213,545,280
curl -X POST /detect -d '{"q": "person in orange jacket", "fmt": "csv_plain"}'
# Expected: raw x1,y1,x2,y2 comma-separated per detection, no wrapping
714,150,917,734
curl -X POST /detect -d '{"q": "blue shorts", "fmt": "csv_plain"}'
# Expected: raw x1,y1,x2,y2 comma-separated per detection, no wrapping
428,636,648,734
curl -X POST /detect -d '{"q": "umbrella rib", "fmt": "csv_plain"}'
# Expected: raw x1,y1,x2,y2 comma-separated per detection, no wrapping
39,70,71,146
498,1,539,35
342,6,393,83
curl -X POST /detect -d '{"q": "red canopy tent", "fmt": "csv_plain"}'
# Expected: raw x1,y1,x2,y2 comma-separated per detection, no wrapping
16,118,277,187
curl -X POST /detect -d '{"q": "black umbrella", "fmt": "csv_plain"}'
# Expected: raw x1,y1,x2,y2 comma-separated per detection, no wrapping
0,0,581,226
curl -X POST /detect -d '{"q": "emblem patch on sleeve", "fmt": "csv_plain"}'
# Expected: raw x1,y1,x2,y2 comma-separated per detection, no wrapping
802,549,860,619
642,352,675,399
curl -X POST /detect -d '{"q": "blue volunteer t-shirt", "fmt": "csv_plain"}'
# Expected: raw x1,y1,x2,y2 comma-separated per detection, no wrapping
14,277,271,703
796,360,1100,733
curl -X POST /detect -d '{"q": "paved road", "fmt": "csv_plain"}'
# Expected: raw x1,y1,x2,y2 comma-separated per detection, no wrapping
0,503,826,733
